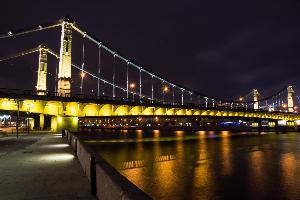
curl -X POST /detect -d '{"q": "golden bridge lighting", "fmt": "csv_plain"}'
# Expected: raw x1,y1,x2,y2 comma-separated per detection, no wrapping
80,72,85,78
239,97,244,101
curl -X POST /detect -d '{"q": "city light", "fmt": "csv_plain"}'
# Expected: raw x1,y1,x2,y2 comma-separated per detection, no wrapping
80,72,85,78
163,86,169,92
129,83,136,89
0,115,10,120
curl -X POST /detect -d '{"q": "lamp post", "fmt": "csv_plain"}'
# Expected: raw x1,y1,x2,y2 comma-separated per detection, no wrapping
129,83,136,101
80,72,85,94
26,111,29,135
16,99,19,138
239,97,244,109
162,86,169,103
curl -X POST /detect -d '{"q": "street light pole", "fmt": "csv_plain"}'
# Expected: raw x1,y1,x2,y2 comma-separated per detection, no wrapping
163,85,168,103
129,83,136,101
27,111,30,135
16,99,19,138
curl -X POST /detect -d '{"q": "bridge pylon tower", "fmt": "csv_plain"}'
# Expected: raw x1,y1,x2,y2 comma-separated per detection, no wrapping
57,17,73,96
253,89,259,110
36,45,48,95
287,85,294,112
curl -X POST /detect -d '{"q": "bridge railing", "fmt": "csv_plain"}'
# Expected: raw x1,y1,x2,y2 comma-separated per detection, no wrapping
65,130,152,200
0,88,296,114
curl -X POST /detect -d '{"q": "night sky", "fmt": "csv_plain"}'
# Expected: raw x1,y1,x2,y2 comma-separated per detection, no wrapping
1,0,300,100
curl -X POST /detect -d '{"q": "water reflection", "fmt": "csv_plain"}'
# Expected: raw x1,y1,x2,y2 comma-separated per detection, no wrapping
220,134,232,176
86,131,300,200
281,153,297,200
249,150,265,199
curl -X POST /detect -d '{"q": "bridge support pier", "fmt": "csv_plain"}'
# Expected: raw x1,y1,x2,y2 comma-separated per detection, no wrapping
28,118,35,131
51,115,78,132
39,114,44,130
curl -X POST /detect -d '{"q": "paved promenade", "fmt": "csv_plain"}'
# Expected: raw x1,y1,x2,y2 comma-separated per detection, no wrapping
0,133,96,200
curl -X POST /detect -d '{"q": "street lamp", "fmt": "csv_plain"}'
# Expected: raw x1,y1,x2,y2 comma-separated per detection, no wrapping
80,72,85,94
238,97,244,108
16,99,19,138
26,103,33,135
129,83,136,100
162,86,169,103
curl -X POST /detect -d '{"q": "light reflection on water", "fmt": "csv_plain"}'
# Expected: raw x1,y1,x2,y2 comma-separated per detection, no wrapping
85,130,300,200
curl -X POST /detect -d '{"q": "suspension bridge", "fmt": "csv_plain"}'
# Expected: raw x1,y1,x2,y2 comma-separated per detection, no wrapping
0,16,299,131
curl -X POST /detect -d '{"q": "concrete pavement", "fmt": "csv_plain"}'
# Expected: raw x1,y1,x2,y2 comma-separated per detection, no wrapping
0,134,96,200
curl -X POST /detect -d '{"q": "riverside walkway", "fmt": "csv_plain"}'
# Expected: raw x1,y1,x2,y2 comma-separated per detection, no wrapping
0,133,96,200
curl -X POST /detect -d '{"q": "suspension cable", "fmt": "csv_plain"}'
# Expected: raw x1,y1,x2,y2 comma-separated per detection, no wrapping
0,22,61,39
0,19,291,104
0,47,39,62
1,18,293,107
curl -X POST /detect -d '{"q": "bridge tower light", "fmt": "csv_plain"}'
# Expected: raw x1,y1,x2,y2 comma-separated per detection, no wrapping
287,85,294,112
57,19,73,96
36,46,48,95
253,89,259,110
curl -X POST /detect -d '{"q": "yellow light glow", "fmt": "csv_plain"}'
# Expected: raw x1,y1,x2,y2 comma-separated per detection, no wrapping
1,100,11,109
73,117,78,123
153,130,160,138
129,83,136,89
197,131,206,135
163,86,169,92
221,131,230,137
80,72,85,78
175,131,184,137
58,116,63,123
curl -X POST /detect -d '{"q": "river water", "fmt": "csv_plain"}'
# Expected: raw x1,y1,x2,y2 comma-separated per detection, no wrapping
85,130,300,200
